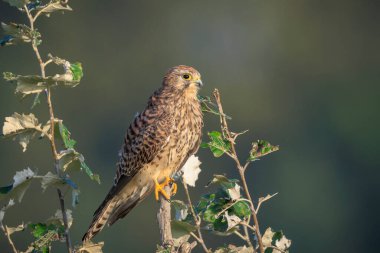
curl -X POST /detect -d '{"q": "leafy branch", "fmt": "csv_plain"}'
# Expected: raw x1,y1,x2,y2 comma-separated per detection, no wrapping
0,1,100,253
212,89,264,252
159,90,290,253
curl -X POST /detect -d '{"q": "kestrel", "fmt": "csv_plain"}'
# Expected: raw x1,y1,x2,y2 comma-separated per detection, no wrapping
82,65,204,242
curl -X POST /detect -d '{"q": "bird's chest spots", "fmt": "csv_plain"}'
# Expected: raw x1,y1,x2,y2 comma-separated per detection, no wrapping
171,103,202,159
145,99,202,182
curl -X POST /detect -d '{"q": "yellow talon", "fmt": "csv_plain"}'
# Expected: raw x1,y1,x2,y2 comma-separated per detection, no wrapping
171,181,177,196
154,176,177,201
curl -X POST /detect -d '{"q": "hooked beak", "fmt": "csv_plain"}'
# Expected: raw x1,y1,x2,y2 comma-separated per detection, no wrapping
195,79,203,87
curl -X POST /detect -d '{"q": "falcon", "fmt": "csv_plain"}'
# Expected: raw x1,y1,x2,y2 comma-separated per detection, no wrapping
82,65,204,242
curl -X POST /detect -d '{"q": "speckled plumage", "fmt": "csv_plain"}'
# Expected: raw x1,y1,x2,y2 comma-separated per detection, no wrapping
83,65,203,242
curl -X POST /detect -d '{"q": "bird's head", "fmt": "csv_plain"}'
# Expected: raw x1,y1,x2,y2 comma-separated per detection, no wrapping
163,65,203,97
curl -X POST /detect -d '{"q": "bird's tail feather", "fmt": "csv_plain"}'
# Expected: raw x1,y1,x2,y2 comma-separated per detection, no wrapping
82,192,118,242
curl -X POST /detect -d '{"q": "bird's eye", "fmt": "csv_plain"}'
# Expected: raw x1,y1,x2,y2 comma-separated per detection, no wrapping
182,74,191,80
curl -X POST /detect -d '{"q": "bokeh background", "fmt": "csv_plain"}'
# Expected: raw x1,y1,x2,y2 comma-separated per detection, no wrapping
0,1,379,252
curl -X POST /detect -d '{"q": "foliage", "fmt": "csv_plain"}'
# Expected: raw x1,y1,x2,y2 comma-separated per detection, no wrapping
0,1,100,253
158,90,289,253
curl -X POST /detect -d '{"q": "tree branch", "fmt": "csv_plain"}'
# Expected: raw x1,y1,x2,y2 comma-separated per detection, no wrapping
24,6,73,253
213,89,264,253
157,185,173,250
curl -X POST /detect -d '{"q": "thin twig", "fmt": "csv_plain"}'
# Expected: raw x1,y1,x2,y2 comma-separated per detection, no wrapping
43,59,53,68
0,223,18,253
240,221,256,232
46,89,59,160
233,230,247,241
242,221,256,253
256,193,278,214
182,182,210,253
189,232,202,245
57,188,73,252
24,5,72,253
213,89,264,253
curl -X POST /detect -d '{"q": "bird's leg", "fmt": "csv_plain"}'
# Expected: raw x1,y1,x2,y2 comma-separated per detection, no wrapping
154,176,178,201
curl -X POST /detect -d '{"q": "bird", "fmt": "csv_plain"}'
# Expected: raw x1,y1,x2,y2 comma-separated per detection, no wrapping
82,65,204,242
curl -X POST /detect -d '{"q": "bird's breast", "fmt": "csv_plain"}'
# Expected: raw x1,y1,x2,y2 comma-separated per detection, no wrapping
144,99,203,183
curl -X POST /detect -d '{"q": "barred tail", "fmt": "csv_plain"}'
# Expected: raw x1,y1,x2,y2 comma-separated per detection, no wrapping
82,193,118,242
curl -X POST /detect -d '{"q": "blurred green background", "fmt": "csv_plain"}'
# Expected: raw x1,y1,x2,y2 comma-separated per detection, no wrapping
0,0,379,252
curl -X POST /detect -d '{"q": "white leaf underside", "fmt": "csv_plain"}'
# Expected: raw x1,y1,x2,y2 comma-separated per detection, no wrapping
180,155,202,187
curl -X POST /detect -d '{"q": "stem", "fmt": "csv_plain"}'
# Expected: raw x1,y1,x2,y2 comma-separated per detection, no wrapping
240,221,256,233
182,182,210,253
24,6,72,253
57,189,73,252
213,89,264,253
0,223,18,253
46,88,59,160
234,231,247,241
157,185,173,250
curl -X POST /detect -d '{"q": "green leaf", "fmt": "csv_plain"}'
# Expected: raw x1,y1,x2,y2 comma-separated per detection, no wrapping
29,223,48,238
2,112,48,151
80,160,100,184
58,149,100,183
202,131,231,157
3,0,30,9
28,217,64,253
70,62,83,81
248,140,279,161
48,54,83,84
195,193,215,214
208,174,238,189
200,142,209,148
171,220,196,238
0,168,35,202
231,201,251,218
203,204,219,223
58,121,76,149
212,216,228,232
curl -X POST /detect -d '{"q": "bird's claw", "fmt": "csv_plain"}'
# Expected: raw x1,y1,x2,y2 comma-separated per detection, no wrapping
154,176,177,201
